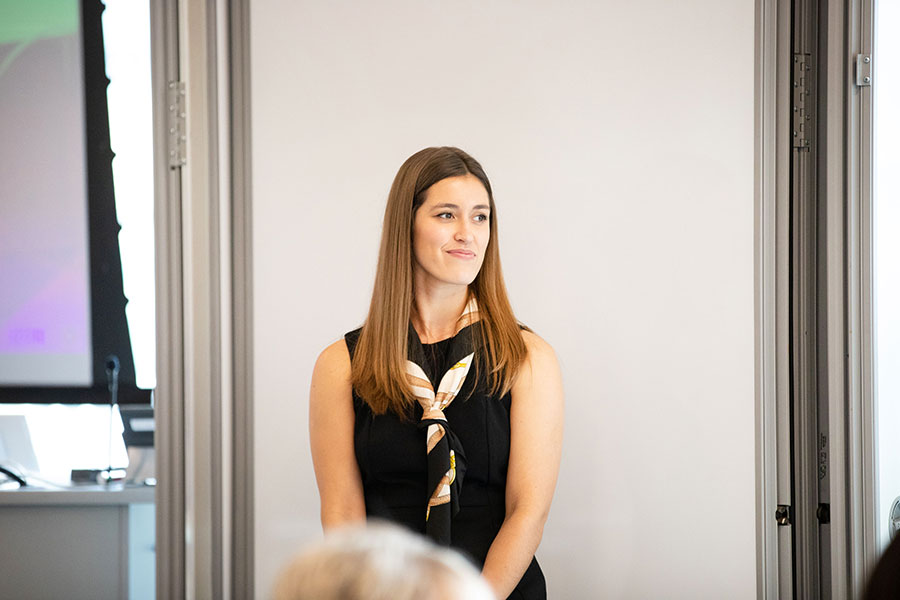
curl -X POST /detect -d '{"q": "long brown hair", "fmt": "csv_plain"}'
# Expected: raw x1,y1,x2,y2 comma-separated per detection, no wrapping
351,147,528,416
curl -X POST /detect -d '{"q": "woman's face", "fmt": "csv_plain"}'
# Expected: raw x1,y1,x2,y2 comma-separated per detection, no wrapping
412,174,491,290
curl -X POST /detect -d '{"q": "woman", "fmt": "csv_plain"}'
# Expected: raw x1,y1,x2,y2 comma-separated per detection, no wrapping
309,147,564,599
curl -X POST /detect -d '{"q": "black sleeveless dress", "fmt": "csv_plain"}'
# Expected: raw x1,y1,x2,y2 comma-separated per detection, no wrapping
344,327,546,600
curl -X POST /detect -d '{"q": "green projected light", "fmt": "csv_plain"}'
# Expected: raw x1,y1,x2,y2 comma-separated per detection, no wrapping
0,0,78,79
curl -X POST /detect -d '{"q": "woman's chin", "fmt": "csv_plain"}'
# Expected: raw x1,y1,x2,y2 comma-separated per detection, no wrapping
418,267,480,288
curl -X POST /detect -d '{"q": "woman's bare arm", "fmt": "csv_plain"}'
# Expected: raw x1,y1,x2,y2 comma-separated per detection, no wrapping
309,339,367,528
480,330,564,599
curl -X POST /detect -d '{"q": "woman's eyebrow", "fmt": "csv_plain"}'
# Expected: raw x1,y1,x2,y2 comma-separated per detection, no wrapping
432,203,491,211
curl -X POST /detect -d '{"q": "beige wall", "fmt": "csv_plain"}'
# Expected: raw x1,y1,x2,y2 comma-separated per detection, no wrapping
250,1,757,597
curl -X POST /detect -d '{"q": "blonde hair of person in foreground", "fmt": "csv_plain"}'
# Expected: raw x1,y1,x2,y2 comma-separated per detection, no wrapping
273,522,496,600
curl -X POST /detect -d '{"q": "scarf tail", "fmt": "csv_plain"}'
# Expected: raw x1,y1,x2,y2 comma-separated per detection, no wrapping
421,421,467,545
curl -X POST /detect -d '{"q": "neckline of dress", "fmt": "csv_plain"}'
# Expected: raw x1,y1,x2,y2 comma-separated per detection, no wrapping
420,337,453,347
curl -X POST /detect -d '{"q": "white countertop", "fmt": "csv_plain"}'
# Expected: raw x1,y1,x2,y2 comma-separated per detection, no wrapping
0,484,155,505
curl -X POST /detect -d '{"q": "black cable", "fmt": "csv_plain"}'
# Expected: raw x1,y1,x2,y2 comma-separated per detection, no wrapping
0,465,27,487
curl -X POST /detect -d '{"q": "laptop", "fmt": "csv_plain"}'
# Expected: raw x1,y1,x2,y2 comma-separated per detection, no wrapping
0,415,40,474
120,405,154,448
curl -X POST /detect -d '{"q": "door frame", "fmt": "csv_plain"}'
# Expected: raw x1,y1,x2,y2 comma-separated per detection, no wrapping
153,0,254,596
151,0,185,595
756,0,794,597
843,0,879,593
756,0,879,597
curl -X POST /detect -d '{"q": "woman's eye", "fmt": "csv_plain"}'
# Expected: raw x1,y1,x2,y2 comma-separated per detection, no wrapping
437,212,453,219
474,214,488,222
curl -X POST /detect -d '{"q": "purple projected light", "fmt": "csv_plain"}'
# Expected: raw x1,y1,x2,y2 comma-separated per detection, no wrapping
1,258,89,355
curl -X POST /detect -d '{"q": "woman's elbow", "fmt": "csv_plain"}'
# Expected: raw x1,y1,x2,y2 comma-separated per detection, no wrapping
320,504,366,530
506,502,550,537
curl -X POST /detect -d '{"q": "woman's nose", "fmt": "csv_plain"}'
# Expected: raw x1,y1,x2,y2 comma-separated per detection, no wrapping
454,223,473,242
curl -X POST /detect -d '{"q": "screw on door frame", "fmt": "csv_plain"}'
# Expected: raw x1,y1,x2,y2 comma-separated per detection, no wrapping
776,505,792,526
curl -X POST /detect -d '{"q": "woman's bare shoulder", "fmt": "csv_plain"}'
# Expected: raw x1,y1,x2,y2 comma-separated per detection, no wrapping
512,329,563,407
520,329,556,362
312,338,352,385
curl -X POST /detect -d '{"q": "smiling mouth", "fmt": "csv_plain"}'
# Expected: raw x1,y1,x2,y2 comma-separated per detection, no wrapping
447,250,475,258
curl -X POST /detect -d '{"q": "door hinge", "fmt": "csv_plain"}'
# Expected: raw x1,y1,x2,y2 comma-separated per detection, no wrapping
793,54,812,150
166,81,186,169
776,504,792,526
856,54,872,87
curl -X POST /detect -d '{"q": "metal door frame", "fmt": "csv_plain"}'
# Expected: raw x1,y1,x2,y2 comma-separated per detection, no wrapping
153,0,254,596
843,0,878,594
757,0,879,597
819,0,878,596
755,0,795,598
151,0,185,596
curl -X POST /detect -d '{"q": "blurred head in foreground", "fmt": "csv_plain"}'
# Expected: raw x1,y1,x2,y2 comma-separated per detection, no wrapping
273,522,495,600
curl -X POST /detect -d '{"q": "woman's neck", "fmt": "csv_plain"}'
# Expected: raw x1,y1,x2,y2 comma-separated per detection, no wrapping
411,286,469,343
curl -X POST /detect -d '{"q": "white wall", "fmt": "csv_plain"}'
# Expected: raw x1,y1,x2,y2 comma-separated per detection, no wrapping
250,1,757,598
875,0,900,550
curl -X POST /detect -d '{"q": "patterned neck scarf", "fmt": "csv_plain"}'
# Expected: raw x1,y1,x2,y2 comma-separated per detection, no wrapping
405,296,481,545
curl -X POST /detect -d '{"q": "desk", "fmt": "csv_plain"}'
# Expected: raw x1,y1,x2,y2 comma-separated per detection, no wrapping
0,486,154,600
